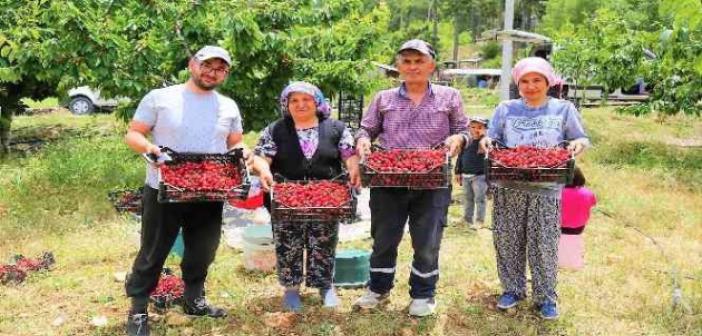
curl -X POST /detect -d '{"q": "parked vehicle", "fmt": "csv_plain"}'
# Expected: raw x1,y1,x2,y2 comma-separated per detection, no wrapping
66,86,124,115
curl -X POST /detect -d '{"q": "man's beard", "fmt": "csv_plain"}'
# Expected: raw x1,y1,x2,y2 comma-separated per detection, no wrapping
192,75,218,91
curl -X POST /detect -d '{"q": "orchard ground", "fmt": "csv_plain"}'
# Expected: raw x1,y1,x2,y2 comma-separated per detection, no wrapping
0,103,701,335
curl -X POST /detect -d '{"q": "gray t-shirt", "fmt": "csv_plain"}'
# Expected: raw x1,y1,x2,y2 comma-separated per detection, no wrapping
488,98,588,197
133,84,243,188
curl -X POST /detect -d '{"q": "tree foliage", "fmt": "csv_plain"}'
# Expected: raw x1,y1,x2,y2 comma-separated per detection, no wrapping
546,0,701,116
378,0,503,62
646,0,702,115
0,0,392,130
551,8,647,98
540,0,604,37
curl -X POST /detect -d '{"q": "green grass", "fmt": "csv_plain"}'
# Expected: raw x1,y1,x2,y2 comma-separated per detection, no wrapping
22,97,60,109
0,109,701,335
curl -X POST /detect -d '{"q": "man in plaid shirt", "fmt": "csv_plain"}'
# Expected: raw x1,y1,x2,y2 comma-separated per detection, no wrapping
353,39,468,317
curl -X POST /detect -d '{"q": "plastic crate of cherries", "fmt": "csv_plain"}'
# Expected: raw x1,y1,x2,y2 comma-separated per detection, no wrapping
485,144,574,184
107,188,143,214
360,147,451,189
156,147,251,203
270,179,357,222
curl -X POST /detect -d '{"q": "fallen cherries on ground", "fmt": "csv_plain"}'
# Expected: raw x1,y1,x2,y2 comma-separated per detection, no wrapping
149,269,185,308
0,252,55,285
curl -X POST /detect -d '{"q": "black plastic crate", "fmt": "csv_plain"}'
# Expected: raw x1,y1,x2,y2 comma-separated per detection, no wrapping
157,148,250,203
270,179,357,222
485,146,575,184
360,148,451,189
107,187,143,214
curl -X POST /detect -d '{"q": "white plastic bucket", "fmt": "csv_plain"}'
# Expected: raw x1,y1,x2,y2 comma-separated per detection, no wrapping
558,234,584,270
241,224,276,272
242,239,276,272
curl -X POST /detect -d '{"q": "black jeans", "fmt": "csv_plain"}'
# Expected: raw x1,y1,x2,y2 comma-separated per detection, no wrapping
367,187,451,299
125,186,223,303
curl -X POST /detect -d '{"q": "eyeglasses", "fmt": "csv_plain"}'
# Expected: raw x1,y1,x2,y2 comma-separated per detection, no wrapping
199,62,230,76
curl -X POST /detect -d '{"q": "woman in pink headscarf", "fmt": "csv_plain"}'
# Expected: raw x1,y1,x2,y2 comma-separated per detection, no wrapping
479,57,590,320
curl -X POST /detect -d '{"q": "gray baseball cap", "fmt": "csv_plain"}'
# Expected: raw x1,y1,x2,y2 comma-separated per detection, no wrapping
397,39,436,59
193,45,232,66
469,116,489,127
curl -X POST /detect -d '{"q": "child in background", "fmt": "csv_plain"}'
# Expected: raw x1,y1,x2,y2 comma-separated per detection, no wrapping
455,117,489,229
558,167,597,270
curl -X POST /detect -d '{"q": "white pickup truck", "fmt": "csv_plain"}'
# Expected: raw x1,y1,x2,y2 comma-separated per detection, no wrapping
67,86,126,115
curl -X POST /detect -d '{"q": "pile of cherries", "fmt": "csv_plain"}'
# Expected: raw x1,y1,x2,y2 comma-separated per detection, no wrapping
161,161,241,190
273,181,351,209
490,146,570,168
0,252,55,285
149,272,185,307
365,149,445,173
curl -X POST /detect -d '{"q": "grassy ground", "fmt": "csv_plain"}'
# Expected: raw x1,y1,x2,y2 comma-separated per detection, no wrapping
22,97,60,109
0,108,701,335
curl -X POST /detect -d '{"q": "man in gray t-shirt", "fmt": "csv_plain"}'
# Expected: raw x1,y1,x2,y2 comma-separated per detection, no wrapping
124,45,243,336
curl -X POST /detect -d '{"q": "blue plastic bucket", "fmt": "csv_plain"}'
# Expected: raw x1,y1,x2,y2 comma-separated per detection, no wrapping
170,229,184,257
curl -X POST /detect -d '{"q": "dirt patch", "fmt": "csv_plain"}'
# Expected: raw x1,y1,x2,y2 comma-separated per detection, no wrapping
661,137,702,148
6,123,113,155
22,107,69,116
8,138,47,154
263,312,298,329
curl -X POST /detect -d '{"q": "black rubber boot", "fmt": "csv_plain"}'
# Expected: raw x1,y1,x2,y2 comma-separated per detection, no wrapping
182,297,227,318
126,312,149,336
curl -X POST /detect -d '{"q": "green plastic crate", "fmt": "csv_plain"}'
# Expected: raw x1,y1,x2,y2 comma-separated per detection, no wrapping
334,249,370,288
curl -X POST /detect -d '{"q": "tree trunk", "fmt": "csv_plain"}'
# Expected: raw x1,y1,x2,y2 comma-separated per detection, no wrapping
521,0,529,30
470,2,480,42
0,113,10,157
452,16,460,62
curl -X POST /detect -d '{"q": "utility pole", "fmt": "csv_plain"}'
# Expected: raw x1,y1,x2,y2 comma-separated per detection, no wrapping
500,0,515,101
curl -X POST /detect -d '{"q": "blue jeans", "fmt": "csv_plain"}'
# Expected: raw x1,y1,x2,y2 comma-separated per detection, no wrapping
462,175,487,223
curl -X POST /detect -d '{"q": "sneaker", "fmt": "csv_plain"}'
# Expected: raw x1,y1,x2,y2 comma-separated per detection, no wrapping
408,297,437,317
320,288,339,308
496,292,522,310
282,289,303,312
182,297,227,318
538,301,559,320
126,313,149,336
353,289,389,309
